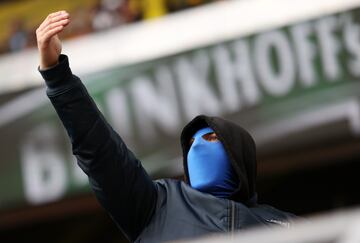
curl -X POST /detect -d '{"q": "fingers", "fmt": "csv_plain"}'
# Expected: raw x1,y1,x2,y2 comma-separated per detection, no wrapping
41,18,69,35
37,11,69,32
41,25,63,44
36,11,70,47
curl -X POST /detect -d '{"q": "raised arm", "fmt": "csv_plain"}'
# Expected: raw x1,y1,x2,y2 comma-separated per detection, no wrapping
36,11,157,241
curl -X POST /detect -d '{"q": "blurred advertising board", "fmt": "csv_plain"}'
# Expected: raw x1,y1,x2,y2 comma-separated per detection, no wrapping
1,6,360,210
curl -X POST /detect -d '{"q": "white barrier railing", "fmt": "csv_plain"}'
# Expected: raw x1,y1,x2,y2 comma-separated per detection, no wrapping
180,207,360,243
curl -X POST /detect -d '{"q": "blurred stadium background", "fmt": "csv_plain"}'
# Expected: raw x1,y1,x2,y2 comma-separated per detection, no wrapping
1,0,360,242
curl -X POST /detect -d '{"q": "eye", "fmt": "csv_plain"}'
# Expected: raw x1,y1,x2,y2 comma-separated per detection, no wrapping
202,132,218,142
189,132,218,146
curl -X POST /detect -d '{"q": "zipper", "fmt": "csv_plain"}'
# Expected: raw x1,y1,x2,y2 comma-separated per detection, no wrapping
230,200,235,239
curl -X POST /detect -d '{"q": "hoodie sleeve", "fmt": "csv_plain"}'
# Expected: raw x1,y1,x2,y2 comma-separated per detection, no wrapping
39,54,157,241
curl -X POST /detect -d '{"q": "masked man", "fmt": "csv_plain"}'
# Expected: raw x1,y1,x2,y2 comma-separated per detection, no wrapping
36,11,296,243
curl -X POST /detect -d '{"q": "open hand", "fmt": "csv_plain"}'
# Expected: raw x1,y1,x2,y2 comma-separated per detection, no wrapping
36,11,70,69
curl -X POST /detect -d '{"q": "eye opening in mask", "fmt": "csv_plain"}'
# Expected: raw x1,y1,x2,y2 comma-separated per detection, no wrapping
189,132,219,146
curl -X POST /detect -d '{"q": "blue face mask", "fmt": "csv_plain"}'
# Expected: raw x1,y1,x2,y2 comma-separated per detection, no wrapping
187,127,239,198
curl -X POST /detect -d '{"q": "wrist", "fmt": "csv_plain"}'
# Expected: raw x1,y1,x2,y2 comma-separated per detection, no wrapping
39,54,75,91
40,59,59,71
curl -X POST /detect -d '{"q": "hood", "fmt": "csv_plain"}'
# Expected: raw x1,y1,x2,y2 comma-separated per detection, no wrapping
180,115,257,206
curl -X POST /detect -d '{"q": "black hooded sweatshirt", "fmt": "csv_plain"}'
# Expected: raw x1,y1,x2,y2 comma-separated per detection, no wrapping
40,55,296,243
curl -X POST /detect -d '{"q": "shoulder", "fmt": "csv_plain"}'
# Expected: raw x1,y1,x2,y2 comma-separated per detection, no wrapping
149,178,204,222
153,178,183,190
152,179,184,204
154,178,191,192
